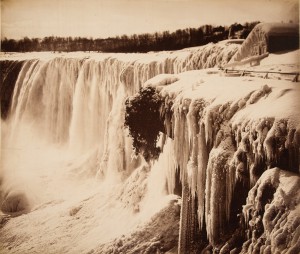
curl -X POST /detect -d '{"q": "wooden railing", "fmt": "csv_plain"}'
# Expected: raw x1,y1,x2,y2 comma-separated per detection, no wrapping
219,68,299,82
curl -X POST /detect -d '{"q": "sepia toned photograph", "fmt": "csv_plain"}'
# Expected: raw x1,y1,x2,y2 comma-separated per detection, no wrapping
0,0,299,253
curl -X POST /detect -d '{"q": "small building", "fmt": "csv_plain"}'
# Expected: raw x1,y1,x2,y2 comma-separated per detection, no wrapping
230,23,299,62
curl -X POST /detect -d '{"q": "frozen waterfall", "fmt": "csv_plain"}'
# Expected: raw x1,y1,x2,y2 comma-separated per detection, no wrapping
0,45,299,254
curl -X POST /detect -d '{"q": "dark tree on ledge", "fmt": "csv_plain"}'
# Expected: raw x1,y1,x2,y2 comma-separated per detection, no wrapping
124,87,164,161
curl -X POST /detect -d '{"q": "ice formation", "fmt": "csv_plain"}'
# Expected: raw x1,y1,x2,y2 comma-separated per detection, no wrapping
241,168,300,253
0,37,299,254
145,60,300,252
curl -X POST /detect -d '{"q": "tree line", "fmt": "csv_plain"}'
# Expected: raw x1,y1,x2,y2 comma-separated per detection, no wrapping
1,22,259,53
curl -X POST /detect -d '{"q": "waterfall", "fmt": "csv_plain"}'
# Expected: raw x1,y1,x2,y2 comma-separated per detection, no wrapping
0,45,235,252
1,43,239,182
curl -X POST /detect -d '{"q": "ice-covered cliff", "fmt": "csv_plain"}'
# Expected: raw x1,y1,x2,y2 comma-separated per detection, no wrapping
0,40,299,254
142,53,300,252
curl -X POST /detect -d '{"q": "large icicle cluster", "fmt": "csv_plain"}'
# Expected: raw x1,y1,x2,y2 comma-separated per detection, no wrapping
144,72,300,253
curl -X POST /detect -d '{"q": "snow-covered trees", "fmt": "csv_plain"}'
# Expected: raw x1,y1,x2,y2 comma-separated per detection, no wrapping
1,21,258,53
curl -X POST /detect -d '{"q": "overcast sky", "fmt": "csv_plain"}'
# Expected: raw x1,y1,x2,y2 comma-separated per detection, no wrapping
1,0,299,39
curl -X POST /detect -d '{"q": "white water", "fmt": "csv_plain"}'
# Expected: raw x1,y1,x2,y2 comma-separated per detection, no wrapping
1,43,238,198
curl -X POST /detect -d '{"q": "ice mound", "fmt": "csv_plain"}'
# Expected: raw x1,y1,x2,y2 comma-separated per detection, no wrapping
242,168,300,253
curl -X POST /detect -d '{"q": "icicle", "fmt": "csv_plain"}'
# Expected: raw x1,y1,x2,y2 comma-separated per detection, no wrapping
186,100,200,197
196,122,208,231
153,137,177,195
204,124,235,245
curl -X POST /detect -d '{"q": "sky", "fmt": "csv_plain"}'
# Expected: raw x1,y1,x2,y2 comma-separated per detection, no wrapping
1,0,299,39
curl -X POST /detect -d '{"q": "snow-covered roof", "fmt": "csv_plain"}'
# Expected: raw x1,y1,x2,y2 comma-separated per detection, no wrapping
259,23,299,36
231,23,299,62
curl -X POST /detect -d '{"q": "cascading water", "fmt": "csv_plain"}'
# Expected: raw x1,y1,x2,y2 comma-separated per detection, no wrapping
1,43,238,191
